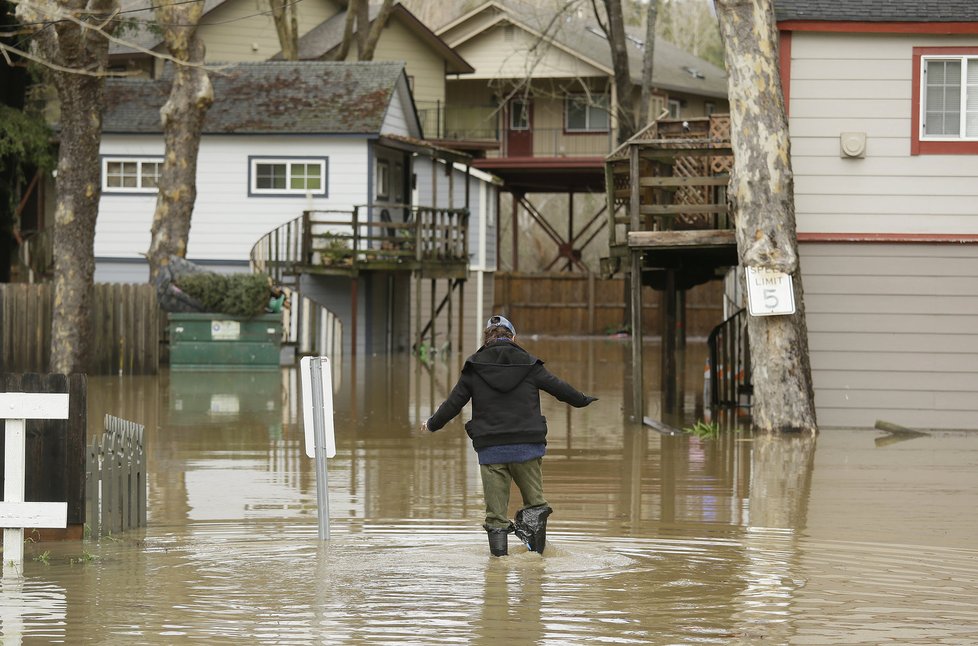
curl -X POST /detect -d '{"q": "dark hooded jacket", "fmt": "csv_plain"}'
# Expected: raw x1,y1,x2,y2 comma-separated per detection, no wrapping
427,340,594,449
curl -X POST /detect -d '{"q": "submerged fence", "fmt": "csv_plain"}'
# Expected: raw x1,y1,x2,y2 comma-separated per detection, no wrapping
0,283,160,374
86,414,146,538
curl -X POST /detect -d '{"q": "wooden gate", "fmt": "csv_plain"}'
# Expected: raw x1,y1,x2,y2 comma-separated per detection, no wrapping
0,373,87,539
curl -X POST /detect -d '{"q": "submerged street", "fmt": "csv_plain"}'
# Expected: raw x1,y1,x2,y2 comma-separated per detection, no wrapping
4,338,978,644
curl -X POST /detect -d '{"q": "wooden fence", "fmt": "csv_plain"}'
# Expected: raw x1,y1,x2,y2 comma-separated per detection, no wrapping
86,414,146,538
0,283,160,374
494,272,724,337
0,372,87,539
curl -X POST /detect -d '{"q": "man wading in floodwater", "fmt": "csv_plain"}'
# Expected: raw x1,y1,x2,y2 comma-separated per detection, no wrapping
421,315,597,557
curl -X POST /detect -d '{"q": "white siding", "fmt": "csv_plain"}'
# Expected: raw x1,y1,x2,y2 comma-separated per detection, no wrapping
412,158,499,272
97,134,369,264
801,242,978,431
788,32,978,235
382,87,409,136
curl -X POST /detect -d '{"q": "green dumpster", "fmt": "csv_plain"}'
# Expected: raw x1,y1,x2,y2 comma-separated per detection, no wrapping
168,313,282,369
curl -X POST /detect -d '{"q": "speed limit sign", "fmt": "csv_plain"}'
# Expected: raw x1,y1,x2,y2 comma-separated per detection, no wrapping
745,266,796,317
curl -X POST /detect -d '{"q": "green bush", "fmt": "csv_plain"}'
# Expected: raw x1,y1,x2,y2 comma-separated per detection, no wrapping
220,273,271,317
176,272,229,312
176,272,271,317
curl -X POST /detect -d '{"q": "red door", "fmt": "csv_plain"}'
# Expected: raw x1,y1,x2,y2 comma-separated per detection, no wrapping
506,99,533,157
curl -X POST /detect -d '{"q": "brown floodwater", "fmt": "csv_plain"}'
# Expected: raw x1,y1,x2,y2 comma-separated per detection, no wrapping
4,338,978,644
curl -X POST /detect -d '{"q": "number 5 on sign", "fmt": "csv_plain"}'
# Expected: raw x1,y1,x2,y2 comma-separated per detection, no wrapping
746,266,796,317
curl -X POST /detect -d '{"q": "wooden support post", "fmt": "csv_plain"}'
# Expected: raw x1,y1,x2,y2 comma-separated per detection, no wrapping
351,277,358,358
629,251,644,422
512,192,520,272
429,279,436,349
1,393,69,577
677,287,687,417
567,192,574,272
628,143,643,421
661,269,678,416
457,279,465,353
587,271,596,334
447,279,453,353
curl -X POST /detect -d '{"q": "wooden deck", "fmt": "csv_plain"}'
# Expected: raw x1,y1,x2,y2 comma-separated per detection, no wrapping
251,204,470,288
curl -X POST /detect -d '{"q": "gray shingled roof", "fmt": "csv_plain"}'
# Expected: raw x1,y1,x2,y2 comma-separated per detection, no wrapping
102,61,407,134
774,0,978,22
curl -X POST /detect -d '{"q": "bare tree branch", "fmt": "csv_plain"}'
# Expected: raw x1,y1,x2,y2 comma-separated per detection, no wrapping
11,0,225,75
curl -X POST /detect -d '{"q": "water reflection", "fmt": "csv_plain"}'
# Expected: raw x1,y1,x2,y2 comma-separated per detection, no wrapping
7,339,977,643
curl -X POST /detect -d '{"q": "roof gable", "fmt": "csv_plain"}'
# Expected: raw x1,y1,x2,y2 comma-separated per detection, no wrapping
102,61,407,135
437,0,727,98
287,3,473,73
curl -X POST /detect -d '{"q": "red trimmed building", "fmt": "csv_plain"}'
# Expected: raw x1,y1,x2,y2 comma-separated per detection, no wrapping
774,0,978,429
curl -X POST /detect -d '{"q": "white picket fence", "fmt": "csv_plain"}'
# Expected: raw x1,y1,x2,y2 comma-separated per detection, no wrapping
85,415,146,537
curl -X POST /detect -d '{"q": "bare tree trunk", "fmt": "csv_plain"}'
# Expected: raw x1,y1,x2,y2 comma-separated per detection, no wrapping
146,0,213,285
360,0,394,61
715,0,817,434
269,0,298,60
355,0,369,58
639,0,658,128
17,0,117,374
331,0,359,61
601,0,635,144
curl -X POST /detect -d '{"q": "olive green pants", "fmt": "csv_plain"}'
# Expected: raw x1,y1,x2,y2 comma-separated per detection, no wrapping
480,458,548,530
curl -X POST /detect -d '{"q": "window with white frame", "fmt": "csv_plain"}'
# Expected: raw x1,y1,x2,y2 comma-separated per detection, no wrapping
565,94,609,132
250,157,328,196
102,157,163,192
921,55,978,139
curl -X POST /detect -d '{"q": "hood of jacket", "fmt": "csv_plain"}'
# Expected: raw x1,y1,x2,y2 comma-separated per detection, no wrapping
465,340,541,393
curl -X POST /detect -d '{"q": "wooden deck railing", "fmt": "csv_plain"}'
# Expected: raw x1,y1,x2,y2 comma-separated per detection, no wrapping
250,204,470,282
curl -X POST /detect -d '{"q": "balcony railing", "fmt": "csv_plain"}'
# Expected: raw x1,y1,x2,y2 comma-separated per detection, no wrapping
250,204,469,283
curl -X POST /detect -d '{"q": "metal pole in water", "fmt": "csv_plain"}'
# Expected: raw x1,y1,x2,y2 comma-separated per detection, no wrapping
310,358,330,540
301,356,336,542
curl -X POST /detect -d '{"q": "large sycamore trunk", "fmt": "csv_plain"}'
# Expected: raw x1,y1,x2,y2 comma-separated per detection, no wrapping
48,72,103,373
715,0,817,433
18,0,118,373
146,1,213,285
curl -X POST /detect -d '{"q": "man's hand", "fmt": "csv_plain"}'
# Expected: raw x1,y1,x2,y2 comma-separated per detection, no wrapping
417,420,430,435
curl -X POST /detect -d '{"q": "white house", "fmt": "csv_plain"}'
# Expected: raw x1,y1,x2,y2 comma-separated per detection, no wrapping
99,60,500,355
775,0,978,430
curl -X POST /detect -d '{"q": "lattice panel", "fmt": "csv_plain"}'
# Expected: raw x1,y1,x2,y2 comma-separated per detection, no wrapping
710,114,731,142
711,154,734,175
674,155,713,229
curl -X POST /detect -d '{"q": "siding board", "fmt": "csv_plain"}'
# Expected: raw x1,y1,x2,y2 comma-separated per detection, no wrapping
808,332,978,354
800,242,978,430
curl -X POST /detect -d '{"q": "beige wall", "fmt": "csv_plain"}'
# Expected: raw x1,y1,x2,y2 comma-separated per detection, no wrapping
800,242,978,431
453,23,608,80
353,17,447,107
789,32,978,236
194,0,341,63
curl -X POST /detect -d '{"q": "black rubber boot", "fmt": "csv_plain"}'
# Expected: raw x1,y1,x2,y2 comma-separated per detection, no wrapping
484,524,512,557
514,505,552,554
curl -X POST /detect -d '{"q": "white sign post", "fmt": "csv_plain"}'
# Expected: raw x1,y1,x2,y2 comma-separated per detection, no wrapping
746,266,796,317
0,393,70,577
300,357,336,541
